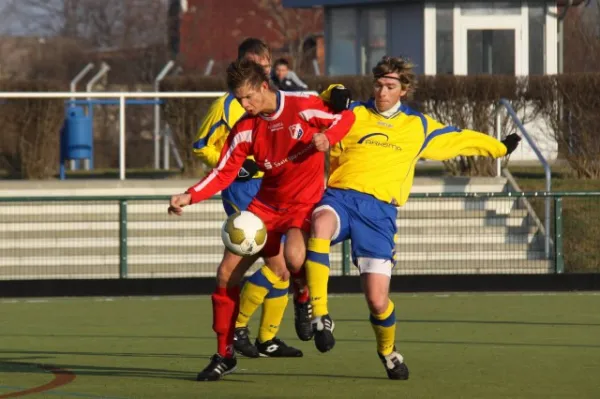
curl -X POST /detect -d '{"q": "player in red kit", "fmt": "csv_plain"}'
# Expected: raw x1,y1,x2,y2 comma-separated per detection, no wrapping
168,59,355,381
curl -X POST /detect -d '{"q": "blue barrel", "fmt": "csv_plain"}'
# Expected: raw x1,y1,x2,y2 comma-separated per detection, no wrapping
62,106,93,160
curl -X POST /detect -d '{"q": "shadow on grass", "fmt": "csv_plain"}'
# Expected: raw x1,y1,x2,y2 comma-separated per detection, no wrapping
0,349,210,360
0,359,384,383
336,318,600,327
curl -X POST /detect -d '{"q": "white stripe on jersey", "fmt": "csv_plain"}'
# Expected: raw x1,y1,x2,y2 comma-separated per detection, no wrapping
299,108,338,122
191,129,253,193
283,91,317,98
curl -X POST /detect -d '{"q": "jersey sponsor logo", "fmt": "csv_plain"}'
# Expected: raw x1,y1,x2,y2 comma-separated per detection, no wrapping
377,121,394,128
358,133,402,151
262,143,314,170
269,121,284,132
288,123,304,140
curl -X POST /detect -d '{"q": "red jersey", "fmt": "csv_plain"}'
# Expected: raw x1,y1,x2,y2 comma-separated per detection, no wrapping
187,91,355,207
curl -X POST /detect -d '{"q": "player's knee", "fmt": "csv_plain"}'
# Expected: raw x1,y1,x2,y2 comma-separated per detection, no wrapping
284,245,305,272
366,293,389,315
312,209,338,239
217,252,255,287
266,262,289,281
216,263,236,287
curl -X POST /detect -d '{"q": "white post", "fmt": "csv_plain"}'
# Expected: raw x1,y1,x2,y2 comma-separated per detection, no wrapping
154,60,176,170
86,62,111,99
163,125,170,170
119,95,126,181
70,63,94,104
312,59,321,76
204,59,214,76
496,108,502,177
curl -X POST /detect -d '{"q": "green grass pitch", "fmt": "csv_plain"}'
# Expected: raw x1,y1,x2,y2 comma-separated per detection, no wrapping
1,293,599,399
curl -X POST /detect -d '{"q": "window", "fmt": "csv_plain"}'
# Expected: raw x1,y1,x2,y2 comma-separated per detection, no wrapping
528,2,545,75
329,9,358,75
363,9,387,74
436,3,453,74
461,1,522,16
467,30,515,75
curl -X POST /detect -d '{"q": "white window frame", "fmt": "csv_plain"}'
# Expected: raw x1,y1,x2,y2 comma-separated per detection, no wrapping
424,1,558,76
456,13,527,75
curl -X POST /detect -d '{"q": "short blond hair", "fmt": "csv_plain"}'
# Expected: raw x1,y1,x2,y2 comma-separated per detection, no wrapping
372,56,417,94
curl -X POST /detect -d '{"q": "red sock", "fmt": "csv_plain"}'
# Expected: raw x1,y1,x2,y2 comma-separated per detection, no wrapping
211,286,240,358
290,269,310,303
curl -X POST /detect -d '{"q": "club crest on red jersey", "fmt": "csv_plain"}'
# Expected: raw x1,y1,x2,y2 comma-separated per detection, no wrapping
288,123,304,140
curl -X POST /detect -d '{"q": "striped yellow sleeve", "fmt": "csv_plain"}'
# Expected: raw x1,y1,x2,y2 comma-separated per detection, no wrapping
192,93,246,168
192,96,229,168
418,115,507,161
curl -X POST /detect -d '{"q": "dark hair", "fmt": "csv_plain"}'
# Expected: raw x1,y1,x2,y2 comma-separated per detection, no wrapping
372,55,417,93
237,38,272,61
273,58,290,68
226,59,270,92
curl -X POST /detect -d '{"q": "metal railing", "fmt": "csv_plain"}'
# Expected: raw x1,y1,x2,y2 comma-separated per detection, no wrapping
496,98,552,259
0,192,599,280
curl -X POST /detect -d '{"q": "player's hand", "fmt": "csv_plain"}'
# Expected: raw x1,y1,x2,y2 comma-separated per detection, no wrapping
236,159,259,182
313,132,330,152
168,193,192,216
502,134,521,155
329,86,352,113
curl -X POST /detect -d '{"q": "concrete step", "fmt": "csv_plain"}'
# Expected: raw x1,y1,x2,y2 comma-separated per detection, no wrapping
0,249,548,269
0,225,538,240
0,241,542,257
0,176,508,197
0,209,530,231
0,197,520,214
396,209,528,219
0,233,539,250
0,207,529,224
0,259,553,280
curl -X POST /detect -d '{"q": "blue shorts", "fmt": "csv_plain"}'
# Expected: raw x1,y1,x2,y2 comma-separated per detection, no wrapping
317,188,397,263
221,178,262,216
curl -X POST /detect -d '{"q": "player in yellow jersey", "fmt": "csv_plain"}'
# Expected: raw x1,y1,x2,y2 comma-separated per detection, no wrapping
305,56,521,380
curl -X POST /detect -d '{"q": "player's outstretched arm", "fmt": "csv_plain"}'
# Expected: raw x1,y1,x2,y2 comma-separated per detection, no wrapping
168,193,191,216
418,115,520,161
167,127,252,215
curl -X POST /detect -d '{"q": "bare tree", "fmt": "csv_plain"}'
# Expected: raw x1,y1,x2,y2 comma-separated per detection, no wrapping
252,0,322,71
564,0,600,73
5,0,168,49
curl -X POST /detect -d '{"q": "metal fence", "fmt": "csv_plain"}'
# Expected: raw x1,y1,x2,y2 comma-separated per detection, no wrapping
0,192,598,280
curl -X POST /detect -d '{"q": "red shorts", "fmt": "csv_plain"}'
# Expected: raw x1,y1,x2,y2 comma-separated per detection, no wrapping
247,199,314,258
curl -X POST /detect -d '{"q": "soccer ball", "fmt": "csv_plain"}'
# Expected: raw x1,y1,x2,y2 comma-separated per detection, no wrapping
221,211,267,256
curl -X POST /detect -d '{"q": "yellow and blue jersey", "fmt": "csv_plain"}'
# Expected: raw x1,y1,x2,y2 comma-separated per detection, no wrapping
329,99,507,206
192,92,264,178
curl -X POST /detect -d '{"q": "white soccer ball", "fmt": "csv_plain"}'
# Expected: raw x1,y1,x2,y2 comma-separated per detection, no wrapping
221,211,267,257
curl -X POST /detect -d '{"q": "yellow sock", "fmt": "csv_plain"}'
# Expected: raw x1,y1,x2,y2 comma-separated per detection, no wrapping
370,300,396,356
258,278,289,343
305,238,331,317
235,265,274,328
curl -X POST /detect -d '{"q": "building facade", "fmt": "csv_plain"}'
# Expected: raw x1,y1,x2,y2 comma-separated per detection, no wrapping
282,0,586,77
